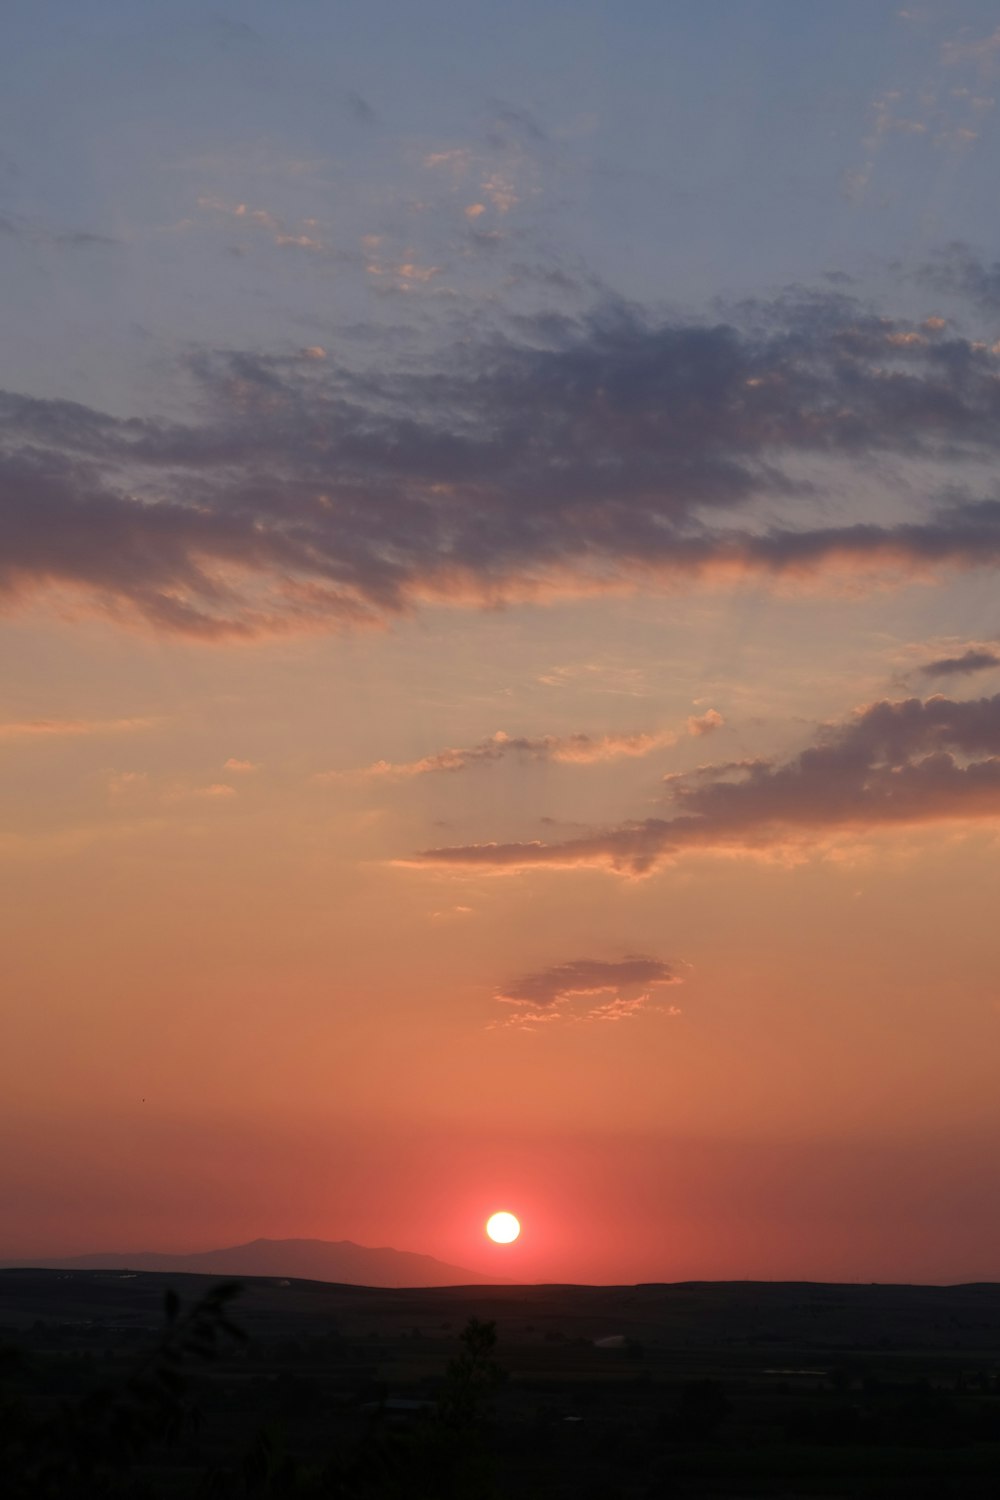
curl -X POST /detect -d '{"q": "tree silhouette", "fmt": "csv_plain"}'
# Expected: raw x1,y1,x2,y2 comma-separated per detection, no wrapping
1,1282,245,1498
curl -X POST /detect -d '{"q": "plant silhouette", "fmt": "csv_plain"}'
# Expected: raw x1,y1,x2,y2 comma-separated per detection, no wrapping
1,1282,245,1498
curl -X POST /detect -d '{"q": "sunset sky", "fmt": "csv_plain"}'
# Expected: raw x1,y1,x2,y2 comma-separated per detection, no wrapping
5,0,1000,1284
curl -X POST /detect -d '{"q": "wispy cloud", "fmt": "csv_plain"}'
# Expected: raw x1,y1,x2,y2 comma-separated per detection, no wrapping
108,771,237,803
346,91,377,126
0,214,118,249
414,691,1000,876
920,648,1000,678
324,726,684,781
364,256,443,290
486,99,547,145
0,715,155,741
942,26,1000,71
422,148,474,172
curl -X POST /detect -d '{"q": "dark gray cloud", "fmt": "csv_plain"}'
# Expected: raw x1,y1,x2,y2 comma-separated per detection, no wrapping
416,692,1000,875
207,16,262,48
485,99,547,145
495,955,681,1021
0,214,117,248
4,291,1000,635
921,648,1000,678
919,243,1000,312
347,91,377,125
54,230,118,248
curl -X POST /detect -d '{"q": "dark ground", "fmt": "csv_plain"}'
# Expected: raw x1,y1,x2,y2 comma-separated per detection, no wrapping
4,1269,1000,1497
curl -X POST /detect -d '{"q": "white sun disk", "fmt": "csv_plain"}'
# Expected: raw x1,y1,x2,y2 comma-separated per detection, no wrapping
486,1210,520,1244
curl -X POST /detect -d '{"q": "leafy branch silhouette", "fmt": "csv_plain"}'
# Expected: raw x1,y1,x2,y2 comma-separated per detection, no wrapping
2,1281,245,1499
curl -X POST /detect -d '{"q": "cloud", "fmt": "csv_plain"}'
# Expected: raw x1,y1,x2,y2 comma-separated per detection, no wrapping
196,196,331,256
414,691,1000,876
335,727,679,780
486,100,547,144
942,27,1000,70
494,954,682,1024
6,290,1000,636
586,995,682,1023
920,648,1000,678
346,91,377,125
480,171,518,213
107,770,149,800
0,715,154,741
107,771,238,804
364,258,442,289
335,713,722,779
223,757,259,772
918,244,1000,311
870,91,928,138
687,709,724,736
206,15,262,49
537,660,650,696
423,148,473,172
0,214,117,249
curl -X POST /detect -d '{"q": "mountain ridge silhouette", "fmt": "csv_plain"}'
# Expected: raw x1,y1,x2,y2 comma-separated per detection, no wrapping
3,1236,496,1287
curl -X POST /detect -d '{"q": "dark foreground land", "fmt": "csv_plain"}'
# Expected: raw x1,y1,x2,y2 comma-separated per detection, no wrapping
4,1271,1000,1497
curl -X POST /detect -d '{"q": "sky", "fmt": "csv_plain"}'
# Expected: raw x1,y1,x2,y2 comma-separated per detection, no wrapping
4,0,1000,1284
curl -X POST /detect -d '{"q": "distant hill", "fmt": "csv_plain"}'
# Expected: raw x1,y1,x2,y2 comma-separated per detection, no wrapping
3,1237,494,1288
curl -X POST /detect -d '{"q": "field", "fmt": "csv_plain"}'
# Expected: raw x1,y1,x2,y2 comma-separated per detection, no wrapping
4,1270,1000,1497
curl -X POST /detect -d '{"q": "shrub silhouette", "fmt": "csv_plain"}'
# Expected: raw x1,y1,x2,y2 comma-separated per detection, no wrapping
1,1282,245,1499
438,1318,507,1430
0,1295,514,1499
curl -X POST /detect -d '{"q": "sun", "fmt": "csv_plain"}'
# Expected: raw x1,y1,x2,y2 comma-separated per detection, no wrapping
485,1210,521,1244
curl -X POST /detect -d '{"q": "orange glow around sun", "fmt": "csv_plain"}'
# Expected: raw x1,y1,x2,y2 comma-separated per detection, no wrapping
486,1210,521,1243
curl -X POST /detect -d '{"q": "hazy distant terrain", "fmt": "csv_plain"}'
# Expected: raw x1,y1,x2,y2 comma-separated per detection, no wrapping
1,1236,494,1287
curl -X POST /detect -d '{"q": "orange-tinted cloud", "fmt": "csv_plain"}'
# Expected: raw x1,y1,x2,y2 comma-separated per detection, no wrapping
493,954,682,1025
335,727,679,780
687,709,724,736
6,294,1000,636
0,716,154,741
415,691,1000,876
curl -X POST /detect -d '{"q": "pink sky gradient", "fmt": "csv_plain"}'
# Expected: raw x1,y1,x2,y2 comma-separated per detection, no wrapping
4,3,1000,1284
